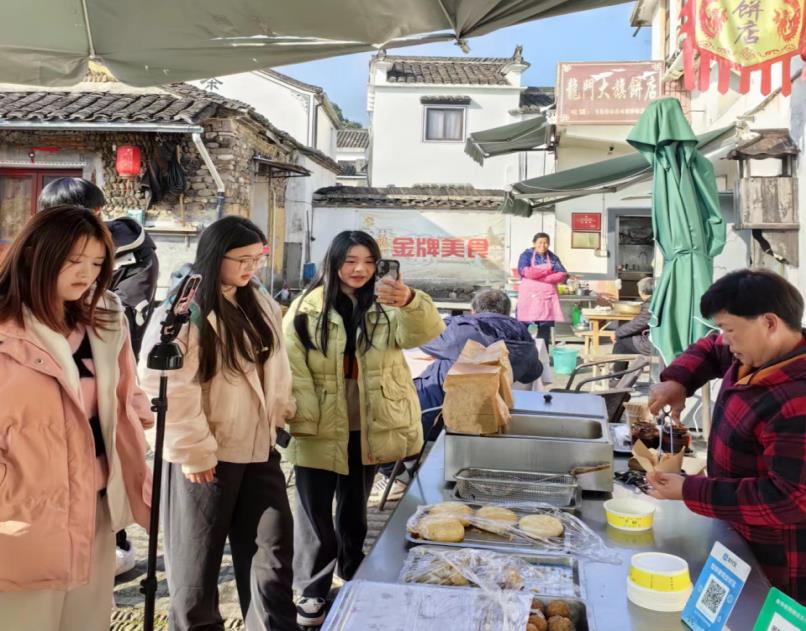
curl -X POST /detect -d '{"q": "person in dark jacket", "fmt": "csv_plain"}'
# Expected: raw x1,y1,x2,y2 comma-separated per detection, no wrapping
612,276,654,372
371,289,542,502
38,177,159,577
648,269,806,603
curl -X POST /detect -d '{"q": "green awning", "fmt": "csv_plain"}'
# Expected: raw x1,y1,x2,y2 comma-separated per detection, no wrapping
464,115,550,165
500,125,735,216
3,0,630,87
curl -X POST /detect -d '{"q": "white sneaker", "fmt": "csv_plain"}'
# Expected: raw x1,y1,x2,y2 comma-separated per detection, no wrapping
114,545,136,577
368,476,407,504
296,597,327,627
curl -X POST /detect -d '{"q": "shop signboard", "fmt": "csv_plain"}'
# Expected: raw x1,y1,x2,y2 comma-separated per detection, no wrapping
557,61,664,125
355,210,507,287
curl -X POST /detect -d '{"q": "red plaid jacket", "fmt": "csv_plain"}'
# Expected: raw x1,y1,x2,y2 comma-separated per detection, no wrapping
662,333,806,603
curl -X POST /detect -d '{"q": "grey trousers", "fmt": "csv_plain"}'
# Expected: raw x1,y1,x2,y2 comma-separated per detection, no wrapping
293,431,377,598
162,450,296,631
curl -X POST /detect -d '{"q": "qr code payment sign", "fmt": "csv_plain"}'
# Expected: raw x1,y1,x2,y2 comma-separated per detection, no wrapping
768,612,800,631
696,574,729,623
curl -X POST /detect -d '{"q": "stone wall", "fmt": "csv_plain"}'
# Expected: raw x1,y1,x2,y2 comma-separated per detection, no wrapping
0,115,288,228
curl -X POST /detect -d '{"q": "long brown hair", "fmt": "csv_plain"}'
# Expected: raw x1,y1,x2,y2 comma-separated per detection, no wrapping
0,205,115,333
182,216,276,383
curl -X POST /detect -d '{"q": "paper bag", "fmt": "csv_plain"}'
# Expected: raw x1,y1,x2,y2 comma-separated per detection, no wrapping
632,439,686,473
442,363,510,435
457,339,514,409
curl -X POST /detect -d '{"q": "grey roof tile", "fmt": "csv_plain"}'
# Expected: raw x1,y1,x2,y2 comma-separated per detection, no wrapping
314,185,505,210
336,129,369,149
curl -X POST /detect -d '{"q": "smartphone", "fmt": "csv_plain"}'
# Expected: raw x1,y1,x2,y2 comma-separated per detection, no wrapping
275,427,291,449
161,273,202,339
376,259,400,282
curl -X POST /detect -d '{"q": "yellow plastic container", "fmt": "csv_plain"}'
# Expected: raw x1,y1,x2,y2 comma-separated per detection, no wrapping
603,498,655,531
627,552,693,612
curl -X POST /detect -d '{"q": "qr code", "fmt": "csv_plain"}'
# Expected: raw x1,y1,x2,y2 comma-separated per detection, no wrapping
696,575,728,623
768,612,800,631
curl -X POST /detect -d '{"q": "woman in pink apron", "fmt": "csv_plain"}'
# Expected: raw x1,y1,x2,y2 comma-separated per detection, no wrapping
516,232,568,349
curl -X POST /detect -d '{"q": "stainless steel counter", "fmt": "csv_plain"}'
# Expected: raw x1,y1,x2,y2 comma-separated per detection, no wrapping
354,395,772,630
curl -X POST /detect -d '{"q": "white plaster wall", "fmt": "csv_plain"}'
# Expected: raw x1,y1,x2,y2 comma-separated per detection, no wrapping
370,85,522,188
315,105,338,156
191,73,312,145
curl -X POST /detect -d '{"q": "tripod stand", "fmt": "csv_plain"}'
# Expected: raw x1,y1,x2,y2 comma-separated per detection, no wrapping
140,274,200,631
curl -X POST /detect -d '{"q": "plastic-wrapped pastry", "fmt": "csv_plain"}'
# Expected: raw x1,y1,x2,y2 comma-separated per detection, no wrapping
415,516,465,543
519,515,564,539
429,501,474,526
475,505,518,534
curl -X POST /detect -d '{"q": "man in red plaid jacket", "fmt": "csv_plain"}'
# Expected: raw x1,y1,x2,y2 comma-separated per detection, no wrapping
648,269,806,603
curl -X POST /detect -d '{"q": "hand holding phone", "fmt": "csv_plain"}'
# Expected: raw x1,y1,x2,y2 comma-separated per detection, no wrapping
375,259,412,307
161,273,202,342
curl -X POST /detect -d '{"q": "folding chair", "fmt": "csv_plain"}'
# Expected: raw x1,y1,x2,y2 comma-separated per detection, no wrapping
551,356,650,423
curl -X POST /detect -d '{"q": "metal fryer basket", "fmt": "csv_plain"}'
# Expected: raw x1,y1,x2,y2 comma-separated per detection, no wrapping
453,468,579,508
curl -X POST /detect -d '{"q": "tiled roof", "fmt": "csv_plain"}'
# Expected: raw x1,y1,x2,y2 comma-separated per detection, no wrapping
518,87,555,112
337,128,369,149
382,55,523,86
0,82,341,174
727,129,800,160
0,89,217,125
314,185,506,210
260,69,323,94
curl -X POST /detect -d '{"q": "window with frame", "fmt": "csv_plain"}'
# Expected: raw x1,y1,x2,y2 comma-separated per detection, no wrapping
424,107,465,141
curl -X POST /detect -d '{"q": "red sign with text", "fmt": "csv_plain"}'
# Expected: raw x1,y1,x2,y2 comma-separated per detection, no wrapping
571,212,601,232
557,61,664,125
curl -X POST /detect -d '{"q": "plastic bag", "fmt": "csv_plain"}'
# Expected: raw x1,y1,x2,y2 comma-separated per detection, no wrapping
322,579,532,631
399,546,581,597
407,501,621,565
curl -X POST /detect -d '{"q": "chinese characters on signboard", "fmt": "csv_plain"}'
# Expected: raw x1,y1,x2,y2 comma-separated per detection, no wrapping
681,0,805,95
357,210,507,287
557,61,664,125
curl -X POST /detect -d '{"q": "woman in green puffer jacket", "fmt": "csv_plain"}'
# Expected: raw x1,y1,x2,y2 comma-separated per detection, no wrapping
282,230,444,626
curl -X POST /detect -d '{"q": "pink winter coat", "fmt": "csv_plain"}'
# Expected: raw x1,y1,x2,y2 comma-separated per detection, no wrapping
0,293,152,592
516,250,568,323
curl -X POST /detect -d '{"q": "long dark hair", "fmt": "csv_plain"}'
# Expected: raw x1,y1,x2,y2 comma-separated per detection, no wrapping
0,205,115,334
188,216,276,383
295,230,388,355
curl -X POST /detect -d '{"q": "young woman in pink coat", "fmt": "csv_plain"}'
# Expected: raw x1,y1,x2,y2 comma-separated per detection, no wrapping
516,232,568,349
0,206,153,631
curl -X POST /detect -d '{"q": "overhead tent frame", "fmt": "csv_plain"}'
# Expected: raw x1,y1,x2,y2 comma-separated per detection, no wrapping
464,114,551,165
3,0,630,87
500,125,736,216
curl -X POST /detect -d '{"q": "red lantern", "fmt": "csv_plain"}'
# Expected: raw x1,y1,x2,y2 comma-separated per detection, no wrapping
115,145,141,178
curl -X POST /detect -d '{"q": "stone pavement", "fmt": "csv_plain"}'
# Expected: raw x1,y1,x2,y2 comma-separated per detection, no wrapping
111,457,398,630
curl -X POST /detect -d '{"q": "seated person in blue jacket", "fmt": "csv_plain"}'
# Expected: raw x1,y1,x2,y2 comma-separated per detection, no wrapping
611,276,654,373
370,289,543,503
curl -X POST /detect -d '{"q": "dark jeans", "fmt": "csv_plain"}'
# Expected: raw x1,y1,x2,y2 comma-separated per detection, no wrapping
293,431,377,599
162,451,296,631
536,322,553,350
613,337,640,373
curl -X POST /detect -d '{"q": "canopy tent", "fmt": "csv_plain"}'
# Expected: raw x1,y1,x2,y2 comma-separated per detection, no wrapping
464,114,550,164
4,0,629,87
499,125,735,216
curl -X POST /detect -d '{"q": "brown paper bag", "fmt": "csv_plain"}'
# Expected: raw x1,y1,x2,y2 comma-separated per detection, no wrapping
443,363,510,435
457,339,514,409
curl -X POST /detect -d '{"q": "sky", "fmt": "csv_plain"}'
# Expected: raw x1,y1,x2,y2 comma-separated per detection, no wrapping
276,3,651,126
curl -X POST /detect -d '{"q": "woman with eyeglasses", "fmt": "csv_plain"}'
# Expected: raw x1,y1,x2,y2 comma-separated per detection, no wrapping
139,216,297,631
283,230,444,626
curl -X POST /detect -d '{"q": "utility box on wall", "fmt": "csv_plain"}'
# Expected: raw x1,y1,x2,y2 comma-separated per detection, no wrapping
728,129,800,265
736,176,798,230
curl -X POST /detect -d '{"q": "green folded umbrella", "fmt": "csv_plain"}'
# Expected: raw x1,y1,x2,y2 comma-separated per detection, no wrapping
627,98,726,366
